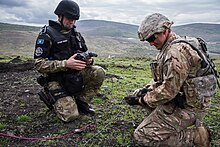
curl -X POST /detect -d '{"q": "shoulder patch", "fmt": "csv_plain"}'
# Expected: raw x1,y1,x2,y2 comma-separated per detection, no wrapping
37,39,44,45
35,47,43,57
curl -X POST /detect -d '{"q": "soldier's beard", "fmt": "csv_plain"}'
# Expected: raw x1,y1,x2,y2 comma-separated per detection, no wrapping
63,24,73,31
59,18,74,31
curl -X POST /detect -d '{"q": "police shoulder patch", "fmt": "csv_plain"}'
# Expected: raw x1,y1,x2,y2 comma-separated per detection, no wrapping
35,47,43,57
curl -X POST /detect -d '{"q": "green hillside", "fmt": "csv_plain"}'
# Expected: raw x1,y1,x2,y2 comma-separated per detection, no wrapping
0,22,40,31
173,23,220,42
77,20,138,38
173,23,220,55
0,21,219,59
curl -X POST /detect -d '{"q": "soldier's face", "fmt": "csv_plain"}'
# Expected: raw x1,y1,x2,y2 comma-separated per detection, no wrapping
62,16,76,30
148,30,168,50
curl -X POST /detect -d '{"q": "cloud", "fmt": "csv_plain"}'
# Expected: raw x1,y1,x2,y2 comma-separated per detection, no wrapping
0,0,58,26
0,0,29,7
76,0,220,25
0,0,220,26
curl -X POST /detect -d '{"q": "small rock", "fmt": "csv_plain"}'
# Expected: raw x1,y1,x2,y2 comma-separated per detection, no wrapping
25,90,30,93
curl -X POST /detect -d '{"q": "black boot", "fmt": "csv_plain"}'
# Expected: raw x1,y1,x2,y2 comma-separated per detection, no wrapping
75,99,95,115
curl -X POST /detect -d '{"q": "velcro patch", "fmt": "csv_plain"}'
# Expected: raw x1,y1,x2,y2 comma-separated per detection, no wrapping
57,39,68,44
37,39,44,44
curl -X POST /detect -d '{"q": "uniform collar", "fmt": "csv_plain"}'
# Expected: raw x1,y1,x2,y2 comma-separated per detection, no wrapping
48,20,71,34
48,20,62,31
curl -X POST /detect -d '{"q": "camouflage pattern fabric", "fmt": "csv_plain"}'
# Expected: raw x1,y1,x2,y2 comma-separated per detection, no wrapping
134,32,214,146
183,74,216,109
134,102,199,146
47,81,79,122
80,65,105,103
34,57,67,74
54,95,79,122
138,13,173,41
143,32,202,108
44,66,105,122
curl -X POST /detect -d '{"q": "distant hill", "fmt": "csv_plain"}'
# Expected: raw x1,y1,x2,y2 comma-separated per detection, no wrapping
0,20,219,58
173,23,220,42
0,22,40,31
77,19,138,38
78,20,220,41
172,23,220,56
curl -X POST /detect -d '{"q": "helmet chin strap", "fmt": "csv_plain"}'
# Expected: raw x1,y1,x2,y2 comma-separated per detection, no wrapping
58,15,64,27
159,29,170,50
59,15,71,31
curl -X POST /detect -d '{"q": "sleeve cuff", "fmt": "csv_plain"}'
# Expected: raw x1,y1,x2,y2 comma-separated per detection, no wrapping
60,60,68,71
139,94,155,108
62,60,67,67
139,96,148,105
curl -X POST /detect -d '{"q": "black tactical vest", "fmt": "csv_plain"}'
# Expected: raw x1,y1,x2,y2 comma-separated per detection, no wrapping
36,20,88,60
47,26,72,60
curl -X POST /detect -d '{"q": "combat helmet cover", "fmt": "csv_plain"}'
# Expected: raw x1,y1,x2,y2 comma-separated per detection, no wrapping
54,0,80,20
138,13,173,41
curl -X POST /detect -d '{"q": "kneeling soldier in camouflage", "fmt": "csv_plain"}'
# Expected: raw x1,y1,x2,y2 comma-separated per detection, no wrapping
125,13,219,147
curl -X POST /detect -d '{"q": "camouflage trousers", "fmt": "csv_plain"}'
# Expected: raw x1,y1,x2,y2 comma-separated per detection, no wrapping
134,102,207,147
48,65,105,122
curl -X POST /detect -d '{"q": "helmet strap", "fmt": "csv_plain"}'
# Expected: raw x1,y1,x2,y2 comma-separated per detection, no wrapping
160,29,170,49
61,15,64,27
58,15,71,31
58,15,64,27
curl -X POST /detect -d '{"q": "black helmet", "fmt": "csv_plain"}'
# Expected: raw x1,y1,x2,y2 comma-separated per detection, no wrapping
54,0,80,20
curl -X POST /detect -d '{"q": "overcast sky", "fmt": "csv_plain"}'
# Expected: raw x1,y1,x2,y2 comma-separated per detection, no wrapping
0,0,220,26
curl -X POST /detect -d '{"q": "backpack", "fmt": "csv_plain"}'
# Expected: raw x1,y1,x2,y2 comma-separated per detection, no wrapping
172,36,220,88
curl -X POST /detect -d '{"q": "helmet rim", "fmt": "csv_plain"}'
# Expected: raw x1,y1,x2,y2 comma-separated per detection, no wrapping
138,13,173,41
54,0,80,20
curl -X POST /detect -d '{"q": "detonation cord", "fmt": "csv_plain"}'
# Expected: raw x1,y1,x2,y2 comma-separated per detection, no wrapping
0,124,96,141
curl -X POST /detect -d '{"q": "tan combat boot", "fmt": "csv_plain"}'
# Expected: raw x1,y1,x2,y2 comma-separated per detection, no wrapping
193,126,211,147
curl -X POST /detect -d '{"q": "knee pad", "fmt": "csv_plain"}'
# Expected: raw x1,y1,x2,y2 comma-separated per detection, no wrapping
95,66,105,80
54,96,79,122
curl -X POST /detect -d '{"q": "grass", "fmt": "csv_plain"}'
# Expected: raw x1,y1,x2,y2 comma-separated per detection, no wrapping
16,115,32,122
90,57,220,146
0,57,219,146
0,123,6,130
0,55,33,63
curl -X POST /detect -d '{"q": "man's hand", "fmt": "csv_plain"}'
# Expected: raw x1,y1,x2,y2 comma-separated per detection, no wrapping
65,54,87,70
124,95,140,105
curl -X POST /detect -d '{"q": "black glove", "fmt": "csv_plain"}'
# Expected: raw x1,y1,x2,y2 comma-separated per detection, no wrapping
133,86,150,97
124,95,140,105
174,92,186,109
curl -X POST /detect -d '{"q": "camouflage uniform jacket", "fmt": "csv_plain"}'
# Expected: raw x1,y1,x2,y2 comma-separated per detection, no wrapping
143,32,210,109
